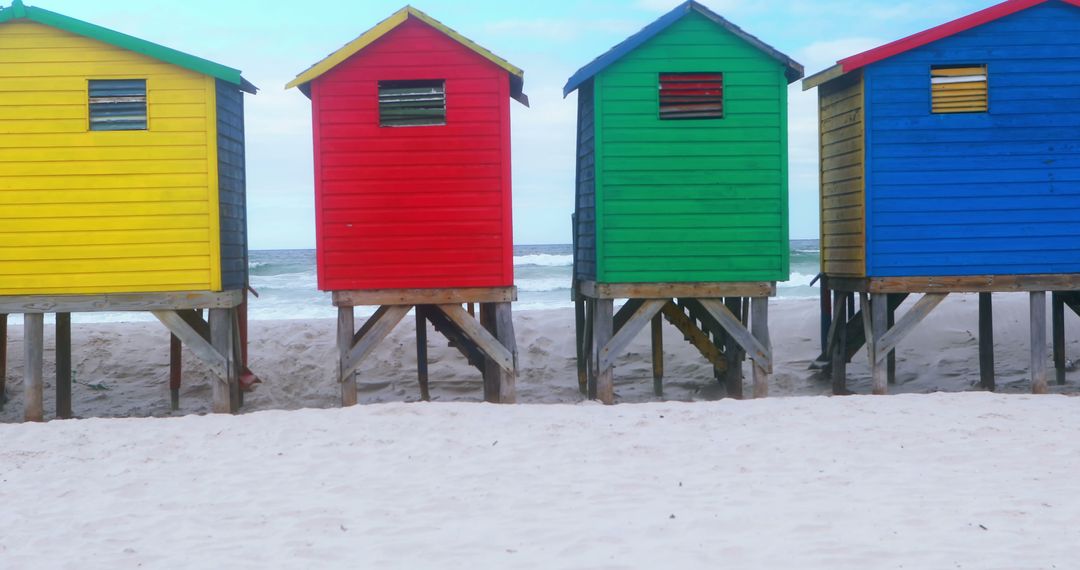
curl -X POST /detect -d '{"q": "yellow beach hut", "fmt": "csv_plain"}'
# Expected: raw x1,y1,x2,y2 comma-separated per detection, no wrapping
0,0,257,421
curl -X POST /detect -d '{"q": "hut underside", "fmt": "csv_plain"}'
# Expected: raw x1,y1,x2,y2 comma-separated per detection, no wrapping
333,287,519,405
0,290,250,421
574,281,775,404
820,274,1080,396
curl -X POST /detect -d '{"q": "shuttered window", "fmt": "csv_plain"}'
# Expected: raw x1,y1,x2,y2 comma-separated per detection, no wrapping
89,79,147,131
931,65,988,114
659,73,723,120
379,80,446,127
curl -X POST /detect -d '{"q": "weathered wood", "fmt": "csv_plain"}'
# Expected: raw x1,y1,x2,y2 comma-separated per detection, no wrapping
598,300,666,372
979,293,995,391
613,299,647,334
493,302,517,404
651,314,664,397
416,310,430,402
1,290,242,314
169,333,182,410
584,298,596,400
659,302,725,370
831,291,848,395
340,305,410,384
575,297,587,395
353,306,391,346
697,299,771,372
421,305,484,371
176,309,212,343
1031,292,1049,395
870,294,888,396
24,313,44,422
594,299,615,405
723,297,744,399
152,310,226,380
887,297,897,385
874,294,949,363
1052,292,1066,386
480,303,499,403
829,275,1080,295
750,298,771,399
333,287,517,307
55,312,72,420
580,281,776,300
0,313,7,407
437,304,514,374
209,308,237,414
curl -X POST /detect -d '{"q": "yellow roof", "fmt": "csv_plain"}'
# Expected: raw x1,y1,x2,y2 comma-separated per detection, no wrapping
286,6,527,104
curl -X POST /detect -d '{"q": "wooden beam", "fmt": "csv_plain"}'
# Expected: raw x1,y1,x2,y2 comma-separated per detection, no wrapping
613,299,647,334
651,314,664,398
887,297,897,385
598,300,666,372
723,297,743,400
580,281,775,300
828,274,1080,294
1031,292,1049,395
436,304,514,374
1052,292,1066,386
333,287,516,307
831,291,849,395
152,311,227,381
416,310,430,402
697,299,771,372
421,305,485,371
209,308,238,414
584,299,596,400
55,312,72,420
341,305,410,383
353,306,391,346
575,296,587,395
979,293,995,391
750,298,771,399
1,290,242,314
593,299,615,404
24,313,44,422
869,294,888,396
874,293,949,363
169,333,182,410
659,302,725,370
0,313,7,407
176,309,211,342
493,302,517,404
480,303,499,402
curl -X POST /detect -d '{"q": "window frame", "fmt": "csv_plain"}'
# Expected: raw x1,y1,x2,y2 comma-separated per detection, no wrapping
930,64,989,115
378,79,448,128
87,78,149,132
658,72,725,121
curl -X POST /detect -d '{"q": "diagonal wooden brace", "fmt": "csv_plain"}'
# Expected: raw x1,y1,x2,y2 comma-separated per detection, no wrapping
873,293,948,364
437,304,514,373
698,299,772,373
598,299,667,372
153,310,226,380
340,305,411,381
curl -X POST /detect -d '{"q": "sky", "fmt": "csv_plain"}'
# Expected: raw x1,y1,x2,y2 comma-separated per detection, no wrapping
31,0,995,248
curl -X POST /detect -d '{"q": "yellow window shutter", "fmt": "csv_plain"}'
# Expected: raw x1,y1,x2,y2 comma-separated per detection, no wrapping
931,65,988,114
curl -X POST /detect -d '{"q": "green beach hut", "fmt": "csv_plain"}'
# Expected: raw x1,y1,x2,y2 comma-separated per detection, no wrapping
565,0,803,404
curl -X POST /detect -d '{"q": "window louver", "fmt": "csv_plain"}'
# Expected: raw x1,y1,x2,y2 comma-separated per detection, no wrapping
379,80,447,127
89,79,147,131
931,65,988,114
659,73,723,120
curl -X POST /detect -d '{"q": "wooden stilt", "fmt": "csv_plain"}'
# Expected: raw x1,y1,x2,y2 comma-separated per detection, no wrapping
479,303,499,403
886,296,897,385
0,313,6,407
209,308,237,413
493,302,517,404
723,297,744,399
416,309,430,402
575,296,587,395
870,294,888,396
594,298,615,405
1052,292,1066,386
337,306,357,407
24,313,44,422
584,298,597,400
831,291,848,395
55,312,72,420
1031,291,1049,395
750,298,771,398
169,333,182,410
651,314,664,397
979,293,995,391
820,276,831,356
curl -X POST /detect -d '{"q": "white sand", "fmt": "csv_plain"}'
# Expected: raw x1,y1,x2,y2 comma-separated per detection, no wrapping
2,394,1079,569
1,294,1078,422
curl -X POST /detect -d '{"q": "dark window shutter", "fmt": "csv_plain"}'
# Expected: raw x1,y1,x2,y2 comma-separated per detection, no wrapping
659,73,723,120
89,79,147,131
379,80,447,127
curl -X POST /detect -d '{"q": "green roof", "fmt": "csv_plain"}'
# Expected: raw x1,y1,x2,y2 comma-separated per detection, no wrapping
0,0,256,93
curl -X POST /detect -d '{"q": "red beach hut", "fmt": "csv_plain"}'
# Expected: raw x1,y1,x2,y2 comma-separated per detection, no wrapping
287,6,527,405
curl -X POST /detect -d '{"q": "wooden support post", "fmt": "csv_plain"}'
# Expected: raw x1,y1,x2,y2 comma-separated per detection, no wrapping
1031,291,1049,395
584,298,596,400
724,297,744,399
1052,292,1066,386
593,298,615,405
0,313,6,407
169,333,182,410
651,314,664,397
493,302,517,404
23,313,44,422
820,276,831,356
870,294,888,396
750,298,771,398
831,291,848,395
480,303,499,403
979,293,995,391
209,308,237,414
55,312,72,420
575,296,587,395
338,306,357,407
886,297,897,385
416,309,430,402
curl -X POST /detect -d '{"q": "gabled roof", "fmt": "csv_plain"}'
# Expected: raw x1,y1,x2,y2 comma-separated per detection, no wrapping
286,6,528,106
0,0,256,93
563,0,803,97
804,0,1080,90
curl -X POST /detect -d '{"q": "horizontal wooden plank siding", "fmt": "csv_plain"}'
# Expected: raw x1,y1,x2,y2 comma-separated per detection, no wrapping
0,21,217,295
819,70,866,277
574,80,597,281
594,12,789,283
865,2,1080,277
216,79,247,291
311,18,513,291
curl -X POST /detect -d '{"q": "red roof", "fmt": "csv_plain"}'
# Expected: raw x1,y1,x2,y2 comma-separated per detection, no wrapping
839,0,1080,73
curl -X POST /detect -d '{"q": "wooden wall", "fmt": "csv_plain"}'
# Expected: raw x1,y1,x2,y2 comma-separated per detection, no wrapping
819,71,866,277
864,1,1080,277
310,18,513,291
216,79,247,292
592,12,789,284
574,80,597,281
0,21,222,295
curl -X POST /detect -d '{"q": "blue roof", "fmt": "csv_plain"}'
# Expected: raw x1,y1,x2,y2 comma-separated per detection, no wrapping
563,0,803,96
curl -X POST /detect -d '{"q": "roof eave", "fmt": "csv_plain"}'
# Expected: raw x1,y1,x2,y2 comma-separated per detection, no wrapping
802,64,845,91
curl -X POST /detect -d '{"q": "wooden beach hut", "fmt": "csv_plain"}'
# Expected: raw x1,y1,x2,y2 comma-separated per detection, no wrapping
0,0,257,420
286,6,527,405
565,0,803,403
803,0,1080,395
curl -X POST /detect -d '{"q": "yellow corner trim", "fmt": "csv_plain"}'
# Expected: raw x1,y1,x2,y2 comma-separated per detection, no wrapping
205,75,223,292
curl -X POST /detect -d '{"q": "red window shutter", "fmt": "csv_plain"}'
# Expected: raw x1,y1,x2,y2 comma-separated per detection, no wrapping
659,73,723,120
